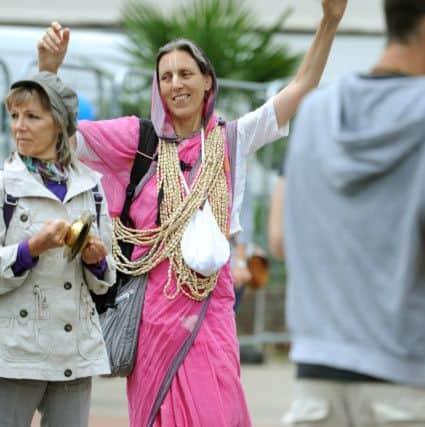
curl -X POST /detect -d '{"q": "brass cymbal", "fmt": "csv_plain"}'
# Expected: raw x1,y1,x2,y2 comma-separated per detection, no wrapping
63,211,94,262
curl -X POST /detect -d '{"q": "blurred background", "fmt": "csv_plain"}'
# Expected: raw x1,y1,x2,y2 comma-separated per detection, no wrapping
2,1,386,425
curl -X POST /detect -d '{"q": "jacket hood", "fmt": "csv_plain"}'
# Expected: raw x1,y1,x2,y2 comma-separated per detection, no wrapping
312,74,425,190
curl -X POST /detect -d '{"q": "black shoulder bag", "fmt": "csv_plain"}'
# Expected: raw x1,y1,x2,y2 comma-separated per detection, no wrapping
97,118,159,378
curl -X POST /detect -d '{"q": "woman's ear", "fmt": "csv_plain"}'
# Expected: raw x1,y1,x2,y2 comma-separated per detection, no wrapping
204,75,213,92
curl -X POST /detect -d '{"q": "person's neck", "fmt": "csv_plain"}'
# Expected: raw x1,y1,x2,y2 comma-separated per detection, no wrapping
20,153,57,163
173,115,203,139
373,42,425,76
39,157,57,163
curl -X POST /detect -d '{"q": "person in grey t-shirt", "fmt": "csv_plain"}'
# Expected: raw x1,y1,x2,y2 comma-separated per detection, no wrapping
282,1,425,426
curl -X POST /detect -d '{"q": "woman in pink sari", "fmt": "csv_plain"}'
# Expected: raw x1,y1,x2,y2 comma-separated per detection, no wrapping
37,1,347,425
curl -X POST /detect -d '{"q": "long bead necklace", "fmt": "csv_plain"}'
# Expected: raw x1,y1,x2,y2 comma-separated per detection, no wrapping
112,125,229,301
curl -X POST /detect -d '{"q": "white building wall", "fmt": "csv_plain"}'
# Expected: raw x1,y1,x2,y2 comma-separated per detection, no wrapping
1,0,384,33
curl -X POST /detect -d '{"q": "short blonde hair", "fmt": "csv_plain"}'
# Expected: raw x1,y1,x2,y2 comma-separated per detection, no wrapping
6,86,74,167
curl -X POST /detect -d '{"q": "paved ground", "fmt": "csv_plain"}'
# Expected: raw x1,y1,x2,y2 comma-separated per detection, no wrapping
32,359,294,427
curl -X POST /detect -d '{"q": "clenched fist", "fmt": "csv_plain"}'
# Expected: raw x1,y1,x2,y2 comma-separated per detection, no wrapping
322,0,348,24
28,219,70,257
38,21,69,74
81,235,107,265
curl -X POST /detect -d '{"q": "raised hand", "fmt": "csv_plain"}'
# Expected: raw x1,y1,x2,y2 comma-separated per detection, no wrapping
321,0,348,23
81,235,107,265
272,0,348,128
28,219,71,257
37,21,70,73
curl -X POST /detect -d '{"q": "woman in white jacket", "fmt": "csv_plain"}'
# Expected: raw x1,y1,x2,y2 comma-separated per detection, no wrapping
0,71,115,427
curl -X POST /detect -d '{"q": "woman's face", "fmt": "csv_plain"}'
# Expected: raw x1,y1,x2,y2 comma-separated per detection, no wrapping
158,49,212,128
9,91,59,160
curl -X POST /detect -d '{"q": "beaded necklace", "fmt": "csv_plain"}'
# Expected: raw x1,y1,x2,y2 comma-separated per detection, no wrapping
112,125,228,301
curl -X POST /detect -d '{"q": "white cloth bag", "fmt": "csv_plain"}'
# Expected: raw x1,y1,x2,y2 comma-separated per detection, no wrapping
179,128,230,276
181,200,230,276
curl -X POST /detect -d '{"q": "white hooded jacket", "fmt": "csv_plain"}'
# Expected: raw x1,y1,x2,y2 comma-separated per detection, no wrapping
0,153,115,381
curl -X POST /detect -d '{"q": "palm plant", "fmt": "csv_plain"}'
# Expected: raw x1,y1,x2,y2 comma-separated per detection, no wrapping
119,0,300,125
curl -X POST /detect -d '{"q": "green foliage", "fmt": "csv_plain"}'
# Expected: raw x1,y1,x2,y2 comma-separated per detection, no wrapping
121,0,298,80
119,0,300,121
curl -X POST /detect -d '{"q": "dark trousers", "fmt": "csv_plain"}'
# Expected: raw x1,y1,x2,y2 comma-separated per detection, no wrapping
0,376,92,427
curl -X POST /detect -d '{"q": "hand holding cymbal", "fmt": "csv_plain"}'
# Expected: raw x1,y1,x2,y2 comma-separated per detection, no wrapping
64,211,95,262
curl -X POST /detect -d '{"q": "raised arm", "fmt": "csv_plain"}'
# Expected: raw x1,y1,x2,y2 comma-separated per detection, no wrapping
273,0,347,128
38,21,69,73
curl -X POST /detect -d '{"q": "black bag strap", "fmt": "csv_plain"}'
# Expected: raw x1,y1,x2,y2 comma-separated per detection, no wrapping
117,118,158,265
3,193,18,230
94,118,158,313
91,185,103,227
120,118,158,228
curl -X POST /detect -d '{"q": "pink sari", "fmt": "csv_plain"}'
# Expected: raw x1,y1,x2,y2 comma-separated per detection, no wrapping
78,80,252,425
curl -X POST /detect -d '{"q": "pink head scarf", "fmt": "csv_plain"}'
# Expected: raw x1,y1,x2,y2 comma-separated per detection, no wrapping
150,39,218,140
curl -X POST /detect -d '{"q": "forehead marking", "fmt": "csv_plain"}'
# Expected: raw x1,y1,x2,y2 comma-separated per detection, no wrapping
161,51,181,85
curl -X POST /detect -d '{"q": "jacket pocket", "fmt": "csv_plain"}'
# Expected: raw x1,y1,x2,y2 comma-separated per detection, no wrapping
0,286,50,362
281,398,329,425
78,283,105,360
0,317,11,328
